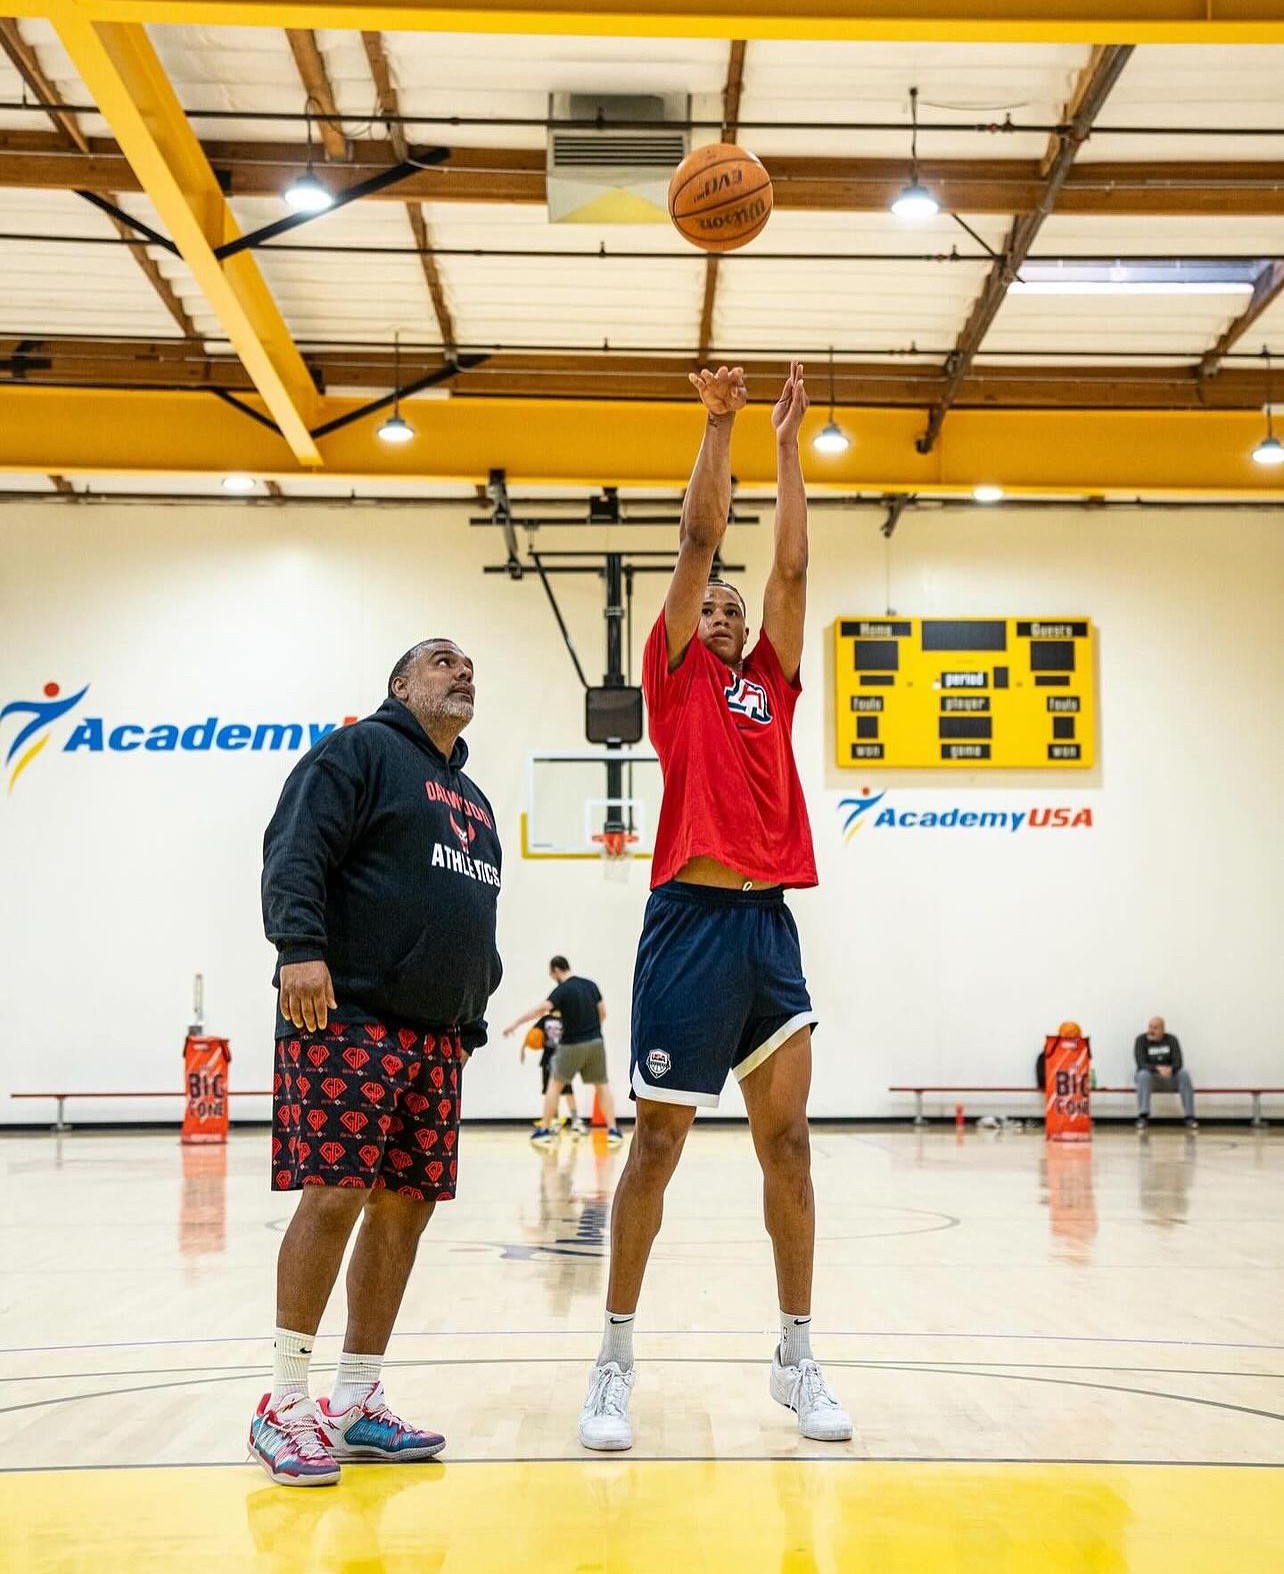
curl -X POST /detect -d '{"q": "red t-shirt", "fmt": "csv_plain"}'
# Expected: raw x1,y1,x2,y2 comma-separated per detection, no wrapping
643,611,817,889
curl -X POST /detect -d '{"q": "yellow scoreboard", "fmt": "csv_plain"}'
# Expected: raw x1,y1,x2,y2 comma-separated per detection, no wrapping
833,617,1096,769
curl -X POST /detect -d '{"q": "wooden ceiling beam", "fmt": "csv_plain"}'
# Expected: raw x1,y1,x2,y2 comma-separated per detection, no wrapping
3,338,1279,411
361,30,457,357
284,30,347,161
696,38,746,364
1199,261,1284,381
4,133,1284,217
918,44,1135,454
0,19,199,340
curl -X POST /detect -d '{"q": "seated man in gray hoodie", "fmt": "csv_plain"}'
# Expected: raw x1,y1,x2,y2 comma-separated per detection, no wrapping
1134,1016,1197,1132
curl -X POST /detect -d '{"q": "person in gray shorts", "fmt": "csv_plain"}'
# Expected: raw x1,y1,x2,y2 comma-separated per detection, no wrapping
504,957,623,1147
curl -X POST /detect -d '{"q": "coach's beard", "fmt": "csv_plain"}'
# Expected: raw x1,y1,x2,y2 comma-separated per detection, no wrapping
434,693,476,724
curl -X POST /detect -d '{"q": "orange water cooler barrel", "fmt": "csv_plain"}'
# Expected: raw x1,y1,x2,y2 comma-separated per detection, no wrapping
181,1035,231,1145
1044,1028,1092,1143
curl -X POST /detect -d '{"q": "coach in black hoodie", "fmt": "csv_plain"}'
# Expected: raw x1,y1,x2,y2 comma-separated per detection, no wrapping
250,638,502,1487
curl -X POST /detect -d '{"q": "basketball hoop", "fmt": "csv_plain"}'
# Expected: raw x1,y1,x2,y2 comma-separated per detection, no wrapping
591,830,637,861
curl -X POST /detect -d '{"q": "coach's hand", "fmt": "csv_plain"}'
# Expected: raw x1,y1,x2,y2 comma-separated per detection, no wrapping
279,960,337,1033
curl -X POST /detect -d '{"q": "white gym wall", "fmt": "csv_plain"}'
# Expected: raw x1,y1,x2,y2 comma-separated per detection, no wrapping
1,498,1281,1122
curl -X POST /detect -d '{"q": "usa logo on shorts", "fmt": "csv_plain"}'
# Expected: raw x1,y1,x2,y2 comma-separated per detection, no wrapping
646,1048,671,1078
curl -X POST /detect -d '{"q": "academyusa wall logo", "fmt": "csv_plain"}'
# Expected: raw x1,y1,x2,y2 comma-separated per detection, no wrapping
0,679,355,793
839,786,1093,844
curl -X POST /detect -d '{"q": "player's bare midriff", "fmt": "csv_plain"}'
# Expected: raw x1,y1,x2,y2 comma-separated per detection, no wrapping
674,855,780,891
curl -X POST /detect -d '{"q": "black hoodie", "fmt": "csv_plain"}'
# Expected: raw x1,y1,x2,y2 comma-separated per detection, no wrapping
262,697,503,1047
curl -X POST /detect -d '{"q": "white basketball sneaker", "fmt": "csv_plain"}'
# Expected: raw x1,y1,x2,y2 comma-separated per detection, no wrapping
578,1361,635,1450
770,1351,853,1441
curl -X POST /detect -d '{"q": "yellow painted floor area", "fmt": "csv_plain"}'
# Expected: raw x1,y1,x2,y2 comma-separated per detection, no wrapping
4,1459,1282,1573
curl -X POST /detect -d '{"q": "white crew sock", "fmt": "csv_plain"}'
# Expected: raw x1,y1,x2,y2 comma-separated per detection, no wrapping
331,1351,384,1412
598,1311,635,1372
779,1313,813,1368
270,1326,315,1405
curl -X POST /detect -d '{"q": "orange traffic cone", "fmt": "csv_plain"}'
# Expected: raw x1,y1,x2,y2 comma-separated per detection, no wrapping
591,1088,607,1128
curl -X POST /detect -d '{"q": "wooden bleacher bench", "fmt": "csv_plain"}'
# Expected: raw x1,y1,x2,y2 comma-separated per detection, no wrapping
10,1089,272,1132
888,1084,1282,1127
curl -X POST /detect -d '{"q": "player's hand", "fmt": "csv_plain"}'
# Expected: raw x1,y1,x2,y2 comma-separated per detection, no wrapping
1158,1066,1173,1078
689,364,747,418
771,360,808,443
279,960,337,1033
503,1022,518,1038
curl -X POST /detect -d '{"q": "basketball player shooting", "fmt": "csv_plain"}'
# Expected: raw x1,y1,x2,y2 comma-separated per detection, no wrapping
578,361,852,1450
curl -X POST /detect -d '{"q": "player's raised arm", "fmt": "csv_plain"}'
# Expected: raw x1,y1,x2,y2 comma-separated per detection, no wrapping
663,365,747,668
761,362,809,684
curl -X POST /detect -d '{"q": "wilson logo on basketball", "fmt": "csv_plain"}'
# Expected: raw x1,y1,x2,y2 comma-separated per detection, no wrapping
696,170,743,198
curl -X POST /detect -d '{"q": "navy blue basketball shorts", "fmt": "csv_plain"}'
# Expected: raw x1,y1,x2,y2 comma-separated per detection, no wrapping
630,881,818,1108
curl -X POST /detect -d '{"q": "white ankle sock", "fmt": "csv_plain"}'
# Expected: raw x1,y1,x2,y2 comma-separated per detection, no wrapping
331,1351,383,1412
270,1326,315,1405
779,1313,813,1368
598,1311,635,1372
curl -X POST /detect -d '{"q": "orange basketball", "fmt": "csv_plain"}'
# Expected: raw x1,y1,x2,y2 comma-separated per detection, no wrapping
668,143,773,253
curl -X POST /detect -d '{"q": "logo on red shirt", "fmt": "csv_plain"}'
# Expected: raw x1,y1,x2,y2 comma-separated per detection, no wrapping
724,673,772,725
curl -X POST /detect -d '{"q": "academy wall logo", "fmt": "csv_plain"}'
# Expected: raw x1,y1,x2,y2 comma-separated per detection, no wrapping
1,682,90,791
839,786,1093,844
1,679,356,793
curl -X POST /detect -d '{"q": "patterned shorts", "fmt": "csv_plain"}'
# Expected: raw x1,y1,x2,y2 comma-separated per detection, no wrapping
272,1021,464,1202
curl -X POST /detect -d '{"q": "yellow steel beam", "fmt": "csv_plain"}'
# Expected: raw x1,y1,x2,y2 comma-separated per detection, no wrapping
9,2,1284,44
50,7,322,464
1,387,1283,499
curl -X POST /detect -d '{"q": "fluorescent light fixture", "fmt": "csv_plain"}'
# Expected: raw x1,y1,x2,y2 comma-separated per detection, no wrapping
891,182,940,222
1252,435,1284,467
1011,281,1252,297
284,171,333,214
221,473,256,494
972,483,1004,504
1012,260,1261,297
813,421,851,455
377,413,415,445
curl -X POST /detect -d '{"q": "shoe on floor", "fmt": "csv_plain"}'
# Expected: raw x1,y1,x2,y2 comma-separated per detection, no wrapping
606,1127,624,1148
578,1361,635,1451
570,1118,588,1136
1135,1117,1149,1132
770,1352,853,1442
530,1126,558,1146
316,1382,445,1462
248,1392,341,1486
1185,1118,1199,1131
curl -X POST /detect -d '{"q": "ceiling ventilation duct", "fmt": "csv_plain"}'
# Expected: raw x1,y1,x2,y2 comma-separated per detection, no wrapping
547,93,690,224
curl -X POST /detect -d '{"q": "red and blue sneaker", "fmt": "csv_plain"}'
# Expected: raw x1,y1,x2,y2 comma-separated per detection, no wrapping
248,1392,341,1486
316,1382,446,1462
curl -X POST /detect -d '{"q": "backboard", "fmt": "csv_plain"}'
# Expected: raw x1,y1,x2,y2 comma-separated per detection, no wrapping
521,750,661,861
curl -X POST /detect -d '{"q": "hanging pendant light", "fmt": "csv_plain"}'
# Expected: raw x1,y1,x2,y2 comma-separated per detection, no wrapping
891,87,940,222
813,347,851,454
1252,345,1284,466
378,331,416,444
284,102,334,214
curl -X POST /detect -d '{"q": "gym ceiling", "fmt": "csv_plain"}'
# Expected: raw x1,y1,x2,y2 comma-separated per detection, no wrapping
2,2,1284,502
